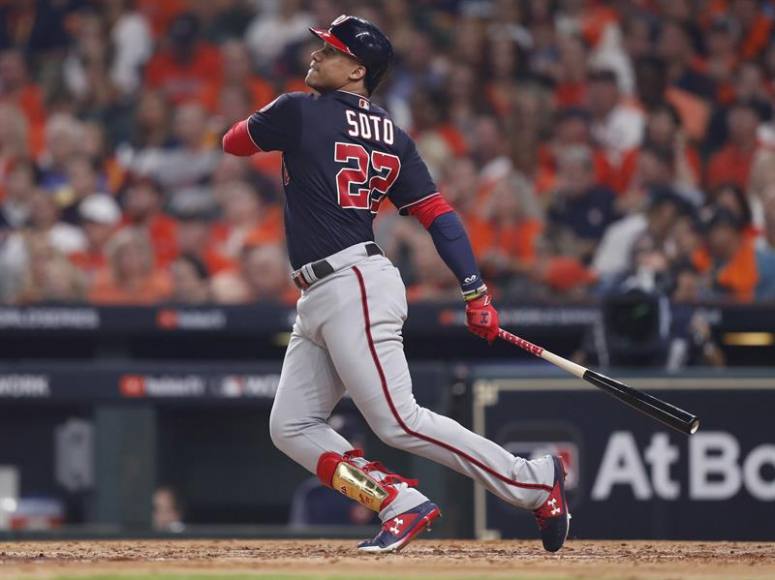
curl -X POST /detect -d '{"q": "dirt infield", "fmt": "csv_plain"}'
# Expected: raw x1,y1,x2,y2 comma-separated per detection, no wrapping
1,539,775,579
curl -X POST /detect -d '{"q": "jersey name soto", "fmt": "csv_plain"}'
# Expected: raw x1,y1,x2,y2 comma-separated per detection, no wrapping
345,110,394,144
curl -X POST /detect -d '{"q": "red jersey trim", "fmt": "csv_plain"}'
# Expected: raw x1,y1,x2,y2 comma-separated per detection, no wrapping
405,193,453,229
398,192,441,213
222,119,261,156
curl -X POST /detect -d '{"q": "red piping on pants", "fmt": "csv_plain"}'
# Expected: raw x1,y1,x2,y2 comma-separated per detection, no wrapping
352,266,552,493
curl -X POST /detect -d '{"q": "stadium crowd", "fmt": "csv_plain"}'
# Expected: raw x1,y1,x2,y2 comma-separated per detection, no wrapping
0,0,774,306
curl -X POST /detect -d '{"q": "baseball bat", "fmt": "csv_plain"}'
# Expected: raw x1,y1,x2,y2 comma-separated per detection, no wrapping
497,328,700,435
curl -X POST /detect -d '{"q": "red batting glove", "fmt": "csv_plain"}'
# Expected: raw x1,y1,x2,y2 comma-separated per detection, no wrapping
465,292,499,344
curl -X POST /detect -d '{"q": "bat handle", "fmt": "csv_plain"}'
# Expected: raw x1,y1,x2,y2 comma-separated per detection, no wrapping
498,328,587,379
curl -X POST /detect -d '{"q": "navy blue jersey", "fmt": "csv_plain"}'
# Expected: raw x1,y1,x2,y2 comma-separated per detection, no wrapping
247,90,437,269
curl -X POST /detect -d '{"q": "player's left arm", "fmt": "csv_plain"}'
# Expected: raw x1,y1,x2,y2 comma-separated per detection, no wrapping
390,140,498,343
407,196,499,343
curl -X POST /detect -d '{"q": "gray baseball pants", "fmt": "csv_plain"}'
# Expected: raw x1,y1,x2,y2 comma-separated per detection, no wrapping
269,243,554,522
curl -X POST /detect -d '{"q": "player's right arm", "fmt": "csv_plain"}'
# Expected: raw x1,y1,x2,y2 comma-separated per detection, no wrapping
222,93,303,156
389,139,499,344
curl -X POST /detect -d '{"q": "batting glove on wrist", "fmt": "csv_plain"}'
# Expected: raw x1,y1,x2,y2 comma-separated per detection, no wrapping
465,292,499,344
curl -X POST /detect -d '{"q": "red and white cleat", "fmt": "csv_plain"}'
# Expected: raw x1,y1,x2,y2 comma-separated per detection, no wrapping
533,455,571,552
357,500,441,553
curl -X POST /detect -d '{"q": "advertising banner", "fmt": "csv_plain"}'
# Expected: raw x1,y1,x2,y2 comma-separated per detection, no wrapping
472,375,775,540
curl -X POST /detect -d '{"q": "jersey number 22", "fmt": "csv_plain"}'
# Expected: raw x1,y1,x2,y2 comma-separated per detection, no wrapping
334,142,401,214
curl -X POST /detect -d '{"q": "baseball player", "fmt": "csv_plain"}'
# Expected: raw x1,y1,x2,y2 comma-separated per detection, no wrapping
223,15,569,553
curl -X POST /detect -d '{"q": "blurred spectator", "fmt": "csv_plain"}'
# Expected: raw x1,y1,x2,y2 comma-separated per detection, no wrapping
0,49,45,138
61,9,114,115
732,62,772,118
618,145,676,213
211,153,279,204
444,65,482,138
244,0,313,72
20,190,86,255
484,33,524,117
657,20,715,101
122,90,173,152
710,183,756,238
706,100,762,191
211,243,296,304
0,1,73,53
693,208,757,302
105,0,153,97
387,30,445,126
586,68,645,168
2,1,774,308
38,114,84,193
633,55,669,111
617,102,701,195
0,159,34,231
438,156,479,218
704,62,772,156
622,16,654,64
131,102,219,200
471,116,512,187
152,485,185,532
212,180,282,260
170,253,211,304
69,194,122,281
553,35,589,109
535,108,609,196
667,264,726,369
546,145,619,263
594,189,687,280
0,191,86,302
408,90,462,180
121,175,178,268
0,104,29,191
15,234,86,304
57,155,106,225
144,13,221,105
609,232,673,297
467,172,542,290
668,212,705,267
732,0,773,61
175,211,235,277
89,228,172,304
756,191,775,300
192,0,255,43
203,40,275,118
136,0,187,39
700,18,738,103
748,148,775,229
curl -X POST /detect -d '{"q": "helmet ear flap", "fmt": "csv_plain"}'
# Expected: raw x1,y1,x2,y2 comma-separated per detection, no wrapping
364,71,379,94
365,62,389,95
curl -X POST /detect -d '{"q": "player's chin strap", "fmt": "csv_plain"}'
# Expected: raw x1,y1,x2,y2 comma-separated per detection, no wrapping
316,449,418,512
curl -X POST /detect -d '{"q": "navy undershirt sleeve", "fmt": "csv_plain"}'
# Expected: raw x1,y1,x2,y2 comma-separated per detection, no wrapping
427,211,484,294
